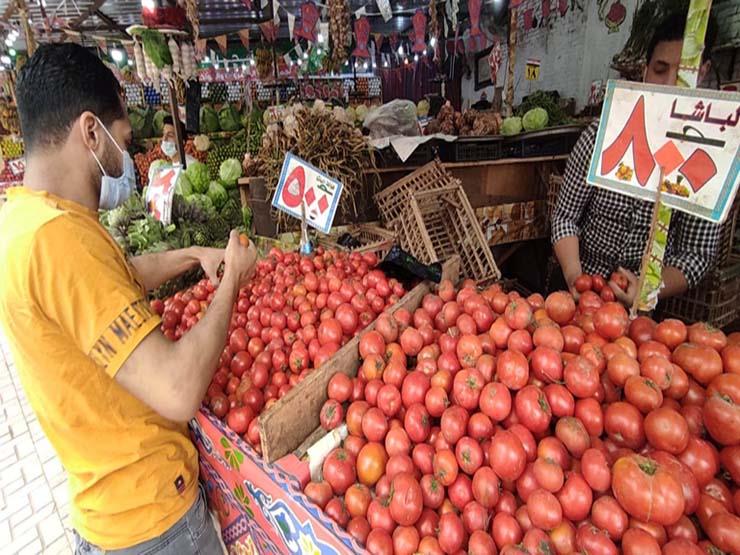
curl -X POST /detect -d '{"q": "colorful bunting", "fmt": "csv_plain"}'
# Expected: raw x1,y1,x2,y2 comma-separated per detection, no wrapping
194,38,207,58
287,12,296,40
352,16,370,58
542,0,550,19
468,0,481,36
295,2,319,42
412,9,427,52
260,21,278,42
238,29,250,48
215,34,228,54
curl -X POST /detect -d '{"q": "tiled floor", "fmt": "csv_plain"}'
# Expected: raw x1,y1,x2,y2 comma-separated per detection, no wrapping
0,337,73,554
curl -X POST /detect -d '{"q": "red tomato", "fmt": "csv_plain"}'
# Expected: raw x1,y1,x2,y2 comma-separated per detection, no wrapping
320,399,343,431
497,350,529,390
612,454,684,525
526,489,562,530
404,403,431,443
644,407,689,454
322,448,356,495
438,512,465,554
489,430,526,481
545,291,576,325
304,480,333,509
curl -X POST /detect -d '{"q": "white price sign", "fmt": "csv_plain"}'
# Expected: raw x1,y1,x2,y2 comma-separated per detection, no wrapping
146,166,181,225
587,80,740,223
271,153,343,234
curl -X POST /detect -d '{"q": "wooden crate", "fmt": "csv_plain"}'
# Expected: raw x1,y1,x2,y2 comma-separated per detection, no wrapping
316,223,396,261
257,256,462,463
373,159,461,227
394,186,500,283
660,256,740,328
547,174,563,227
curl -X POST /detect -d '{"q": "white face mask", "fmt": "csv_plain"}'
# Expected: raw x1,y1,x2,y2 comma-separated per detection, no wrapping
90,117,135,210
161,140,177,158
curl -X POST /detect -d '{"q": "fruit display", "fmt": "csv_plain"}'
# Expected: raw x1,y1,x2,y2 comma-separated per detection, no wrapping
297,278,740,554
154,247,406,453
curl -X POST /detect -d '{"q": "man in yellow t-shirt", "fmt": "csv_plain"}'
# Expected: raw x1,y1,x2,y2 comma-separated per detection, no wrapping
0,44,256,553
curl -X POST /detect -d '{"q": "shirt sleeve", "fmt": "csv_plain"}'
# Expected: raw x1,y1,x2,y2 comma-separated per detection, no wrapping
28,214,161,378
664,211,722,289
551,121,599,245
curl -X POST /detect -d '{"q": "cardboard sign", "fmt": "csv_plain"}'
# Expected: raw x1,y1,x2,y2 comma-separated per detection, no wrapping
588,80,740,223
7,158,24,176
271,153,343,234
146,166,181,225
525,59,540,81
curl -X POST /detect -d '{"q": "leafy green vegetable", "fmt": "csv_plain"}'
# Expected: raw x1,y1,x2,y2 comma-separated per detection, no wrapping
153,110,169,137
522,107,549,132
141,29,172,69
207,180,228,209
185,161,210,194
219,158,242,187
176,173,193,197
218,103,241,132
129,107,153,139
200,105,220,133
516,91,566,127
501,116,523,136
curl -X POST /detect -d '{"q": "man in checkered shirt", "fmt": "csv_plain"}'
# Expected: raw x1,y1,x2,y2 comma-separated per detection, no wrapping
551,11,721,307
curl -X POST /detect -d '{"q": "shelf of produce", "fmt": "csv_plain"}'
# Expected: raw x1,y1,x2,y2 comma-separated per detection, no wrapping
191,256,461,554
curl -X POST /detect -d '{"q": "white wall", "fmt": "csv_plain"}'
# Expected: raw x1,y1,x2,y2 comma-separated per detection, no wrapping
461,0,638,111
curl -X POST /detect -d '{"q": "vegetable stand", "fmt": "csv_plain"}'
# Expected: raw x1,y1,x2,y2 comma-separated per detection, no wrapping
190,257,461,554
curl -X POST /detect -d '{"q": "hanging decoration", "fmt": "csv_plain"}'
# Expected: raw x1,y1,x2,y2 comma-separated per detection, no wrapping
351,16,370,58
241,0,253,8
542,0,550,19
194,38,207,59
96,36,107,53
215,34,228,54
488,39,502,87
287,12,296,40
260,21,278,42
273,0,281,25
327,0,351,71
446,0,459,30
411,9,427,53
373,33,383,49
558,0,568,17
238,29,250,49
295,1,320,42
468,0,481,36
524,8,534,31
428,0,439,58
375,0,392,22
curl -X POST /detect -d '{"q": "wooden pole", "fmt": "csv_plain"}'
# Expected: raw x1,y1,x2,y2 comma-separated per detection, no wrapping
167,78,187,170
505,7,517,117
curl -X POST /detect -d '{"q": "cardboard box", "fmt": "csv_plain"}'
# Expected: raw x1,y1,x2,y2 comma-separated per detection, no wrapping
477,200,548,246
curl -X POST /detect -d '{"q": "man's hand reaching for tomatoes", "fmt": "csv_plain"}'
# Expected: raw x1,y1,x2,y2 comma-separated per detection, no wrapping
194,247,226,286
223,230,257,290
609,267,638,309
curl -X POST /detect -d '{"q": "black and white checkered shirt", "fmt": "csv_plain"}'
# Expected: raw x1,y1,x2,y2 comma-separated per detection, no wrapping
551,121,721,289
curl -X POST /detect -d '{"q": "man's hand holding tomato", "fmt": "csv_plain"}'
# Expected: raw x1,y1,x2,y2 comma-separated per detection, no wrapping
608,267,638,309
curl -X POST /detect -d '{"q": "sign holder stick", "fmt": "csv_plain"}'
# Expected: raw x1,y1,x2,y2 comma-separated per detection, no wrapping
633,167,665,316
633,0,712,313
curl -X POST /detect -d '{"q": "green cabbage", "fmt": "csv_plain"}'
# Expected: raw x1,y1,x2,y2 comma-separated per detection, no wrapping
185,161,210,194
218,103,241,132
175,173,192,197
153,110,169,136
207,180,228,209
501,116,523,136
200,105,220,134
129,107,153,139
522,107,549,132
219,158,242,188
189,193,215,217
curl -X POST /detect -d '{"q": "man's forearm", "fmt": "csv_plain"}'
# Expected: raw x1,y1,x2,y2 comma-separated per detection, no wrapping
130,247,202,291
169,272,238,417
553,235,583,288
659,266,689,300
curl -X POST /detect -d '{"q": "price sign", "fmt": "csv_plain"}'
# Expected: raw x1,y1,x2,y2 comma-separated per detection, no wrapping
8,158,25,176
588,80,740,223
271,153,343,234
146,166,181,225
525,59,540,81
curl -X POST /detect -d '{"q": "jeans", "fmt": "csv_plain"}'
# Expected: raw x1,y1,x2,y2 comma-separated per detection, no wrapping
74,484,224,555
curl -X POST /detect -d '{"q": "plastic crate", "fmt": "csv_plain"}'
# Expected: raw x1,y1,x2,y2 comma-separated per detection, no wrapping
439,136,503,162
375,142,435,169
502,125,584,158
374,159,461,226
395,185,501,283
660,256,740,328
317,224,396,261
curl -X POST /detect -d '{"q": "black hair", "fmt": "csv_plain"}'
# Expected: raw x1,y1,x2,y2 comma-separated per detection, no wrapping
162,115,186,135
16,43,125,153
646,10,717,65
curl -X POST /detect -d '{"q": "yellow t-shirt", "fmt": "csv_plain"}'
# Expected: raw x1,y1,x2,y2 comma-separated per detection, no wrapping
0,187,198,549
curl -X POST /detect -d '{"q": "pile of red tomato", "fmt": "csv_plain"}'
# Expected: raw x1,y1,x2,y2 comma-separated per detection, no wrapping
151,247,405,454
573,272,628,303
305,278,740,555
